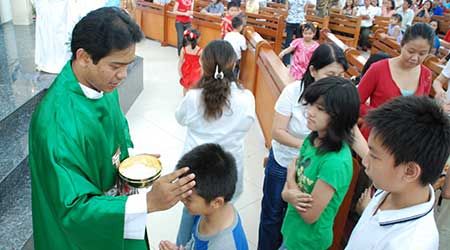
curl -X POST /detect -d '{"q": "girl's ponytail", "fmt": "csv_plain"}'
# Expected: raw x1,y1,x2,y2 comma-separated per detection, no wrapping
198,40,237,120
182,28,201,50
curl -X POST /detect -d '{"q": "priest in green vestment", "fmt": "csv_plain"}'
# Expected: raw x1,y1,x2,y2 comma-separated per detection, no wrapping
28,7,195,250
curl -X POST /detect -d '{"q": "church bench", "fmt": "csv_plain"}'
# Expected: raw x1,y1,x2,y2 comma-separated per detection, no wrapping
328,13,362,48
191,12,222,48
239,26,267,93
305,14,330,29
412,16,430,24
370,30,401,57
245,12,286,54
137,1,167,42
259,6,288,18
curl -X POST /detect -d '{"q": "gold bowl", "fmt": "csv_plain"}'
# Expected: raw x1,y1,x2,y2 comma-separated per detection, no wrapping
118,154,162,188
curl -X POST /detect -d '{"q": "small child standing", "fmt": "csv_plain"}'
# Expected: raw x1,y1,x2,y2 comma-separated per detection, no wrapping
221,1,241,38
345,96,450,249
278,23,319,80
179,29,202,95
381,13,403,43
159,143,249,250
224,16,247,78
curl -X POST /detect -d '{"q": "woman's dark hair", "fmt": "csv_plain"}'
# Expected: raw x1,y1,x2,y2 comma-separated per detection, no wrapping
344,0,354,9
198,40,237,120
401,22,434,49
182,28,201,50
302,76,360,154
405,0,413,7
430,20,439,35
389,0,396,10
299,43,348,102
71,7,143,64
422,0,432,11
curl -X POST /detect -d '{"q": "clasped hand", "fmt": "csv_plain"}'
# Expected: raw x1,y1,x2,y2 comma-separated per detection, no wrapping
282,158,313,213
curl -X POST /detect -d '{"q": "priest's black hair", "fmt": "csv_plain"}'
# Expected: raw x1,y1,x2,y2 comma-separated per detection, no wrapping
176,143,237,203
71,7,143,64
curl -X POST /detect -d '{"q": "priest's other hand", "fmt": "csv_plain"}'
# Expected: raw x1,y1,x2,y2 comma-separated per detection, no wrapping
146,167,195,213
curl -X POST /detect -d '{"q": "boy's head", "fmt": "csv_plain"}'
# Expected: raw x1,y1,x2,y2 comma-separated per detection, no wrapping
227,1,241,17
176,143,237,215
363,96,450,191
390,13,402,24
232,16,244,32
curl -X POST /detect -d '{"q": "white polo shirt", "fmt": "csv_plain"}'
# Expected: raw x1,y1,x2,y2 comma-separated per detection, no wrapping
442,61,450,100
345,185,438,250
356,5,378,27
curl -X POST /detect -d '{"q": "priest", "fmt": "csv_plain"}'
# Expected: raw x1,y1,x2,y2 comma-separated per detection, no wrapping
28,7,195,250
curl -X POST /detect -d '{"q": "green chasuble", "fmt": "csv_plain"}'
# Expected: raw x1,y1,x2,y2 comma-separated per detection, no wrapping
29,61,148,250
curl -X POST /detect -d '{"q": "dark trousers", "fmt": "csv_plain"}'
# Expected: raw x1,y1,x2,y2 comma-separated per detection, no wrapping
257,149,288,250
282,23,301,65
234,59,241,79
358,26,372,48
175,21,191,56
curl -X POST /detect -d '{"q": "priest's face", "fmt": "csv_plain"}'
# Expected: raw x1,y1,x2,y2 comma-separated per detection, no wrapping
84,45,136,93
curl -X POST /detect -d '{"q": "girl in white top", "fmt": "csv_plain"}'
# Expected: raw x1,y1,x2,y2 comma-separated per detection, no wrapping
258,43,368,250
175,40,256,246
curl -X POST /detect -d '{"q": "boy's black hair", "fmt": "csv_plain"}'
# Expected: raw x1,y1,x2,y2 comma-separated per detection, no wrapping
302,76,360,154
176,143,237,202
405,0,413,7
299,43,348,102
401,22,434,50
232,16,244,29
71,7,143,64
366,96,450,185
227,1,240,10
391,13,403,23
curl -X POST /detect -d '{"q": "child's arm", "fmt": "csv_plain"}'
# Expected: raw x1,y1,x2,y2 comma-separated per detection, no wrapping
278,46,295,59
299,179,335,224
432,70,449,102
178,48,185,77
351,125,369,159
281,159,313,212
272,112,304,148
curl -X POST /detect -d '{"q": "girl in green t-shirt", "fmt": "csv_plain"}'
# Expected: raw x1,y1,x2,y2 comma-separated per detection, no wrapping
280,76,360,250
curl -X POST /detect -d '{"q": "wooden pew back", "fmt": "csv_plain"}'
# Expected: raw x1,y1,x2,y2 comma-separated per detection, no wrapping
431,15,450,37
305,14,330,29
137,1,167,42
370,31,401,57
191,12,222,48
328,14,362,48
371,15,389,33
259,6,288,18
413,16,430,24
245,12,286,54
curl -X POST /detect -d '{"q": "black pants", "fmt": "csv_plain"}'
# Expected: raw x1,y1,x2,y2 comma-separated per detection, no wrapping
358,26,372,48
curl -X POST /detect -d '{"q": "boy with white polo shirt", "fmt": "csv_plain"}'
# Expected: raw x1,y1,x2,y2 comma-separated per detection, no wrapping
345,96,450,250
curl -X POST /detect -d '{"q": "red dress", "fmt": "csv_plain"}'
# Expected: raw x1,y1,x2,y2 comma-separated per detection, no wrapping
357,59,432,139
180,46,202,89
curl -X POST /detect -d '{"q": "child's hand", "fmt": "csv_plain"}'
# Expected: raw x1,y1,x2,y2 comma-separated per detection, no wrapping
356,188,372,215
159,240,184,250
285,189,313,212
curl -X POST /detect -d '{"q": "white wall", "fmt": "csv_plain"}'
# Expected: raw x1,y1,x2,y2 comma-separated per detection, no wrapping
0,0,13,24
10,0,33,25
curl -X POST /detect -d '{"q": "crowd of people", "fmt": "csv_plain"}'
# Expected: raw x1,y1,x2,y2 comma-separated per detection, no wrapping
26,1,450,250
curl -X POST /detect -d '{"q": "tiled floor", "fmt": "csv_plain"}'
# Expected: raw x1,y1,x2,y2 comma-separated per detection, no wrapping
127,39,268,250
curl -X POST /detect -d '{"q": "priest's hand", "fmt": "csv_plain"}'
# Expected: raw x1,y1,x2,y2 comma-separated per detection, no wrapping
146,167,195,213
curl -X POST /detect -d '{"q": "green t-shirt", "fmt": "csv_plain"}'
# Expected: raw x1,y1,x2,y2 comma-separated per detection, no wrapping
281,136,353,250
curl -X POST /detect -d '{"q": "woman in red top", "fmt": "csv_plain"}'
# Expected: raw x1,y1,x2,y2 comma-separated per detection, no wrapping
358,23,434,139
173,0,193,55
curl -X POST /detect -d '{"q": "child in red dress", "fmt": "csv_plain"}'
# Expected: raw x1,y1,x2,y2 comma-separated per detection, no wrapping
178,29,202,95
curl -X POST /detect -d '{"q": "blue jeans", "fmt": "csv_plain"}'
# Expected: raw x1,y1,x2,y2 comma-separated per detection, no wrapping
176,206,195,246
282,23,301,65
257,149,288,250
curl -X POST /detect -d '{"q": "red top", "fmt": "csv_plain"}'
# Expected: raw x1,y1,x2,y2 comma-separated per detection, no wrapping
444,30,450,43
221,15,234,38
180,46,202,89
358,59,432,139
176,0,193,23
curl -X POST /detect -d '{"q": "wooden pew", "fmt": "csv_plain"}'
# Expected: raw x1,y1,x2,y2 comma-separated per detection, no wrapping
239,26,268,93
305,14,330,29
431,15,450,38
371,15,390,33
328,13,362,48
245,12,286,54
137,1,167,42
259,6,288,18
413,16,430,24
191,12,222,48
162,1,178,47
320,29,367,79
370,30,401,57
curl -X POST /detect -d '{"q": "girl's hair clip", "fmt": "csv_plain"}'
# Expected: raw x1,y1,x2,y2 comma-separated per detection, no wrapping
184,29,197,40
214,65,224,79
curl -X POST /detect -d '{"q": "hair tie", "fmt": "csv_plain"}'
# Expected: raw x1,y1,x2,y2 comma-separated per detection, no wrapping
214,65,224,80
183,29,191,38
